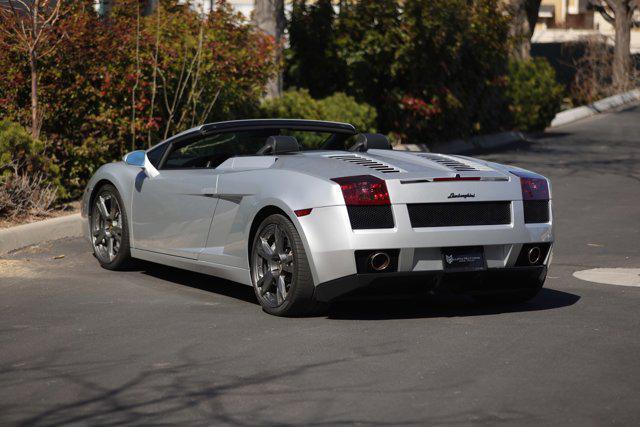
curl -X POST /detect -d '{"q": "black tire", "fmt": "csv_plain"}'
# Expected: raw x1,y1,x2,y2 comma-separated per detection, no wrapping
250,213,327,316
90,184,133,270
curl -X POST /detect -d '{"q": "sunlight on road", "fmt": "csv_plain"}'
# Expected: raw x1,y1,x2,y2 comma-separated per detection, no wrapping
573,268,640,287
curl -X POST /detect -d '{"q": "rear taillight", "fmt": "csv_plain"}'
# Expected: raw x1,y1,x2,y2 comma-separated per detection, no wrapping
511,171,549,200
332,175,390,206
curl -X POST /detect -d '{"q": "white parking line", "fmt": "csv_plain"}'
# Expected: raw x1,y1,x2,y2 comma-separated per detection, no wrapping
573,268,640,287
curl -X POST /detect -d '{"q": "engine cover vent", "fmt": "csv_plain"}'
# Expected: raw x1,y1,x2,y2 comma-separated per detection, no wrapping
327,155,401,173
416,154,490,172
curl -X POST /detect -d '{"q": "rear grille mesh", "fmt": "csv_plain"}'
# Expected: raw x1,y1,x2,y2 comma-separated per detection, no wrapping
523,200,550,223
328,155,400,173
347,205,395,229
408,202,511,228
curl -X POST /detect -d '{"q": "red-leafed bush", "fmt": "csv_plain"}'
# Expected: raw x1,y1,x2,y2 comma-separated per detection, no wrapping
0,0,278,199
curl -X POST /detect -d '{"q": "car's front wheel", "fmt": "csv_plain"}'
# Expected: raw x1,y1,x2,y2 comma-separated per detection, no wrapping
250,213,326,316
90,184,133,270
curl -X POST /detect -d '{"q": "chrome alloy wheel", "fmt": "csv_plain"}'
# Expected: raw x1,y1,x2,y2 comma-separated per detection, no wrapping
252,223,295,307
91,192,123,263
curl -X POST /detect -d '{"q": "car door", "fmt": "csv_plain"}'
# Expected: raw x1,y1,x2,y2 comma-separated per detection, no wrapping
131,133,226,259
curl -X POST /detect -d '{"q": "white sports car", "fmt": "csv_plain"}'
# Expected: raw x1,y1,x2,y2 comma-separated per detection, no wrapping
82,119,553,316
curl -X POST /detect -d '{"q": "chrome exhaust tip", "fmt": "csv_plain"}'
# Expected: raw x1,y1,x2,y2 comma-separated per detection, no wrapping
527,246,542,264
369,252,391,272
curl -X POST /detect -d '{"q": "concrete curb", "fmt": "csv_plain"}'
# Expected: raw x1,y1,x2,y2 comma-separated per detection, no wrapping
0,213,83,255
395,131,526,154
550,89,640,128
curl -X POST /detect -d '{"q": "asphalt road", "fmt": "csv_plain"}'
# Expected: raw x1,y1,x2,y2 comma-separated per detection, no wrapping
2,107,640,426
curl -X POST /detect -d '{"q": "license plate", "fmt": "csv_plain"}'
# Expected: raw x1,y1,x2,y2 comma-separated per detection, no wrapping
442,246,486,272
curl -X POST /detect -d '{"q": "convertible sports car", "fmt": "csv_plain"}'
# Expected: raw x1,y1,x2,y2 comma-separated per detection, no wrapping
81,119,553,316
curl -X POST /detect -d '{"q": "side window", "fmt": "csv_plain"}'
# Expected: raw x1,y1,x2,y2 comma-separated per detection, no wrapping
162,130,274,169
146,142,168,168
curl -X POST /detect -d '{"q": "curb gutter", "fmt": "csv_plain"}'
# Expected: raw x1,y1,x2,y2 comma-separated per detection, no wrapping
395,89,640,153
0,213,83,255
550,89,640,128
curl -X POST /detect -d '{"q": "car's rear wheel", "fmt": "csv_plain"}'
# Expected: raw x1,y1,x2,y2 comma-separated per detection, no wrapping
90,184,132,270
250,213,326,316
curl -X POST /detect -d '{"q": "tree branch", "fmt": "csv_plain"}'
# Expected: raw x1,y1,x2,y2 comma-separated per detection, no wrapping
589,1,616,24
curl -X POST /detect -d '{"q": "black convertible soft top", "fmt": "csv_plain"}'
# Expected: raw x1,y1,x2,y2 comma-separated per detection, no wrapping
200,119,357,135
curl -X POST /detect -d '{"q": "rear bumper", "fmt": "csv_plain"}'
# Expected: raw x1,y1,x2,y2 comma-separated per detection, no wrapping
314,265,547,302
297,204,554,286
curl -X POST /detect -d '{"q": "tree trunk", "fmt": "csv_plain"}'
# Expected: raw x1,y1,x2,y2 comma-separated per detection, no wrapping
612,1,632,91
29,50,39,139
507,0,541,60
253,0,285,99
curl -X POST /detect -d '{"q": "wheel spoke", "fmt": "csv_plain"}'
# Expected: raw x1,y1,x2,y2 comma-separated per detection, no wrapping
274,225,284,254
258,271,275,295
108,201,118,220
107,237,115,260
276,275,287,304
258,237,275,260
281,252,293,264
97,196,110,220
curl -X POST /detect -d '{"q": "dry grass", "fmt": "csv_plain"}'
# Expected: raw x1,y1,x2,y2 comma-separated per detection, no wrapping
0,161,58,223
569,35,639,106
0,201,79,229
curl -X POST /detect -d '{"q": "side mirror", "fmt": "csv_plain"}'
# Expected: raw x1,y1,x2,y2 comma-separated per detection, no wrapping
123,150,160,178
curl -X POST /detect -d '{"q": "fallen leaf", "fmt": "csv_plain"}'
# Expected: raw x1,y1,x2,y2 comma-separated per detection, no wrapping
53,255,65,260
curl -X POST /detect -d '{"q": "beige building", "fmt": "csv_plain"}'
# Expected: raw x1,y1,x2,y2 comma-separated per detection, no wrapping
537,0,593,29
533,0,640,53
537,0,640,32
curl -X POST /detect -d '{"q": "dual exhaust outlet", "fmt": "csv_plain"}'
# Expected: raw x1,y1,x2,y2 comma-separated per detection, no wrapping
368,252,391,272
527,246,542,265
363,245,544,273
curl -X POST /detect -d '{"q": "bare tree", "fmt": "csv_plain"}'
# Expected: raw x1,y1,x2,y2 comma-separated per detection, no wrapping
147,0,161,147
158,16,221,139
0,0,65,139
506,0,542,60
253,0,285,98
131,0,141,151
590,0,639,90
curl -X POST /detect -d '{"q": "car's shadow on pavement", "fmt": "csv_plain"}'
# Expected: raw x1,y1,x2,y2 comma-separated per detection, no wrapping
327,288,580,320
139,262,580,320
139,262,259,305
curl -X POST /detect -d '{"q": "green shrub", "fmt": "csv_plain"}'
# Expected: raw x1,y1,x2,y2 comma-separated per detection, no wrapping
0,120,61,193
506,58,564,132
318,92,377,133
261,89,377,148
286,0,515,142
261,89,322,121
261,89,377,132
